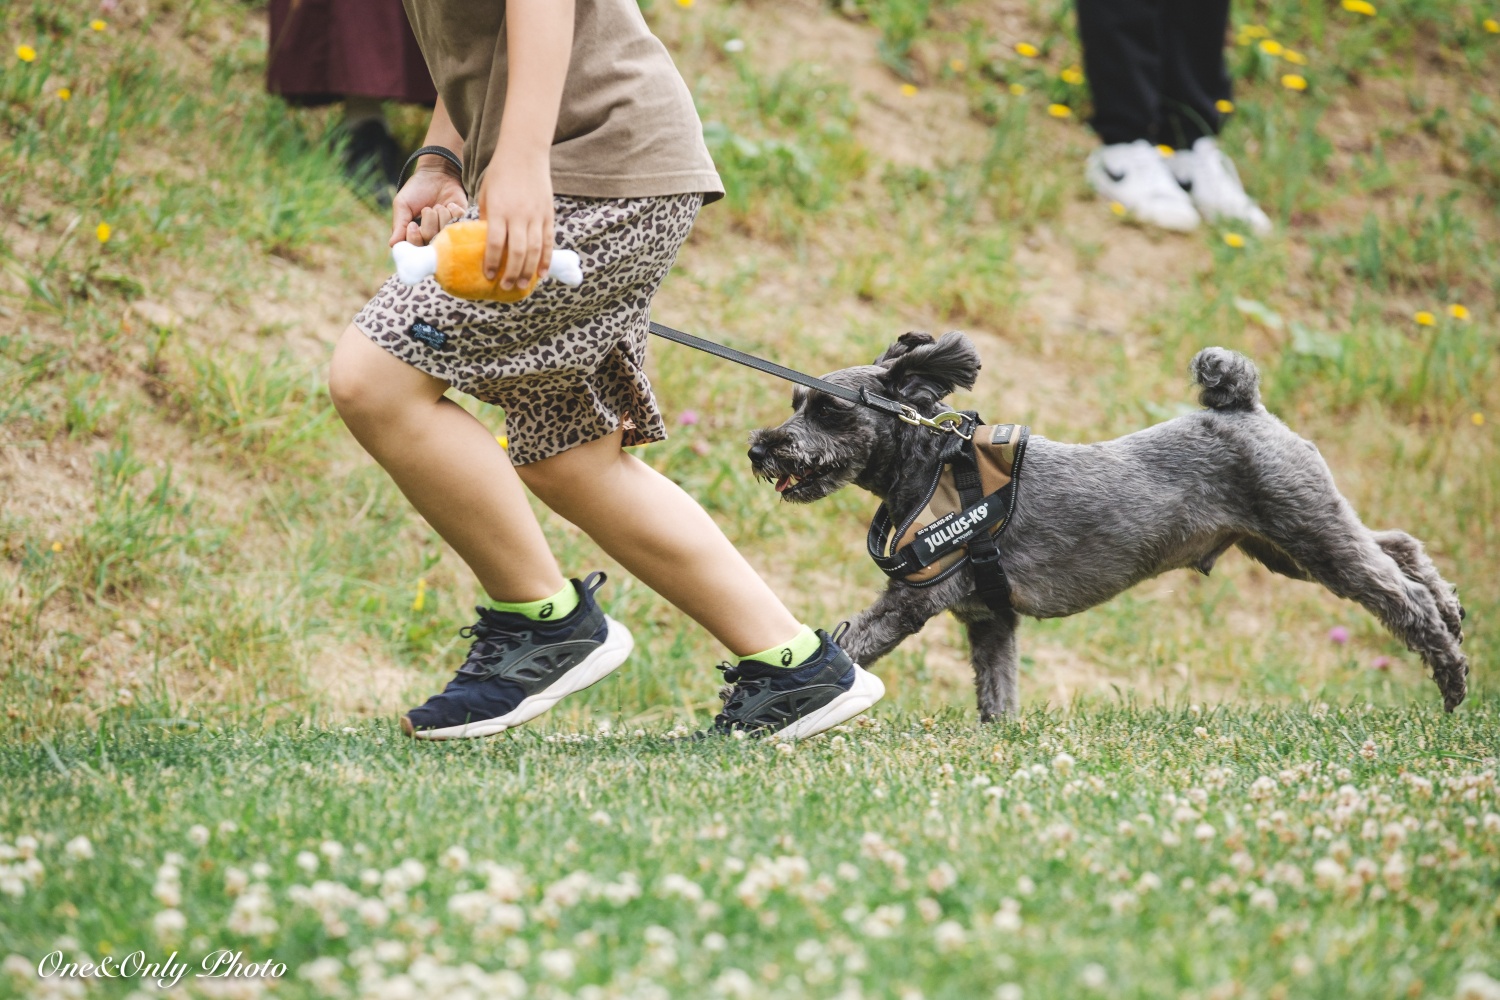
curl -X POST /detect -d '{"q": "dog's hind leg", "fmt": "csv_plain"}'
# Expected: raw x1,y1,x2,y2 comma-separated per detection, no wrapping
966,610,1020,721
1371,530,1465,643
1260,513,1468,711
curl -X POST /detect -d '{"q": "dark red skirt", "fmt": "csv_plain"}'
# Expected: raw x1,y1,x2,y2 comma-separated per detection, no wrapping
267,0,436,106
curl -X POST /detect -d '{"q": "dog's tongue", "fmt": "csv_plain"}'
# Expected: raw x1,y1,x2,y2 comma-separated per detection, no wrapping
775,474,792,494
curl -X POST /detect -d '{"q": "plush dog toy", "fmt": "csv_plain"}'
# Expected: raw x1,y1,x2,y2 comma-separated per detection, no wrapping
392,220,584,302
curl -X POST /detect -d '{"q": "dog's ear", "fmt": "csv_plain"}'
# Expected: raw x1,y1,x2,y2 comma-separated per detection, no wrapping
874,331,935,366
880,331,980,403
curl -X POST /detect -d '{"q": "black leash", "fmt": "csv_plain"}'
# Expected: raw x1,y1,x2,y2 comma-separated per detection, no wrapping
647,321,972,436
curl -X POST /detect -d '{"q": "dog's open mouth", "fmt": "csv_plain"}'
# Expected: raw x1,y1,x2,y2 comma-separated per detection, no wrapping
768,466,828,498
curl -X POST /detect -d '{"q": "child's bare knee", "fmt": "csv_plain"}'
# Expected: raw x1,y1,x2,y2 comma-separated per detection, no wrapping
329,326,396,427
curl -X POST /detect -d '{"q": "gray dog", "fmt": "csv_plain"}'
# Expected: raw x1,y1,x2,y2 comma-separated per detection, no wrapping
747,332,1468,719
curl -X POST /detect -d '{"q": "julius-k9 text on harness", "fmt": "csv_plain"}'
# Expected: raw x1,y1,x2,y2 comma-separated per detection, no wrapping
867,417,1030,611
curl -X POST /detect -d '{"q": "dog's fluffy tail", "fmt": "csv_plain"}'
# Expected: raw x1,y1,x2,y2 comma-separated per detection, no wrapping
1191,347,1262,411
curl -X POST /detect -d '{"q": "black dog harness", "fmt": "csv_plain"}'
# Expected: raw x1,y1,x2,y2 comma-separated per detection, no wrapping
867,417,1029,611
640,322,1027,609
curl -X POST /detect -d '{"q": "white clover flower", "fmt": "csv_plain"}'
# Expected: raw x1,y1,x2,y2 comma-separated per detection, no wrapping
1381,853,1408,892
860,903,905,938
1051,753,1075,776
836,863,860,882
1290,954,1315,977
1360,739,1378,761
1194,823,1216,844
925,862,957,894
702,932,728,952
3,953,34,981
996,985,1022,1000
1249,887,1278,912
723,38,746,53
15,837,36,860
299,956,344,995
1079,964,1107,990
448,890,491,923
1249,776,1278,801
994,897,1023,932
296,851,319,875
251,861,272,880
1312,857,1346,889
916,897,942,923
933,920,966,953
320,840,345,862
1160,830,1181,848
1207,905,1235,925
357,898,389,928
1455,972,1500,1000
437,845,469,873
1193,726,1210,740
777,741,795,755
153,908,187,940
539,949,576,979
714,968,756,999
64,837,94,861
1136,872,1162,893
1016,875,1036,896
660,873,705,903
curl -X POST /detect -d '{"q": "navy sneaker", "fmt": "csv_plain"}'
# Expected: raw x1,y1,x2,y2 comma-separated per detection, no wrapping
401,572,632,740
704,625,884,739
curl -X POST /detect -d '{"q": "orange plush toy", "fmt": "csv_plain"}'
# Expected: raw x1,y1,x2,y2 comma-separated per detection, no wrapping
392,220,584,302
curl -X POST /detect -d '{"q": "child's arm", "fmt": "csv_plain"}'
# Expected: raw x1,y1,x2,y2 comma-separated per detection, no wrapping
481,0,575,288
389,98,468,248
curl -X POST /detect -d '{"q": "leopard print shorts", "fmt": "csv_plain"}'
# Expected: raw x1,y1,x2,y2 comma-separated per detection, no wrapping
353,192,703,465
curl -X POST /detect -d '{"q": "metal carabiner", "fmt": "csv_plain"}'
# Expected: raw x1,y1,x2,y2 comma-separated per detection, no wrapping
899,406,974,440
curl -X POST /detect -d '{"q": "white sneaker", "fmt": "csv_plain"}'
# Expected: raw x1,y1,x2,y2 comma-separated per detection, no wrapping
1086,139,1201,232
1170,137,1273,235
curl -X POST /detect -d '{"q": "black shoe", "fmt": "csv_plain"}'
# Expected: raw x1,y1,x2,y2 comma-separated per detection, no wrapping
401,573,633,740
702,625,884,739
339,118,401,208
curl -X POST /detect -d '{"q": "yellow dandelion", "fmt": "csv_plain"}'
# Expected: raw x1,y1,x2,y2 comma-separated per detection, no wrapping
675,0,694,7
1414,310,1436,326
1281,74,1308,91
1259,39,1284,56
1284,49,1308,65
1240,25,1271,39
1008,82,1027,95
1341,0,1377,15
1472,413,1486,426
1047,103,1072,118
96,222,111,243
90,19,107,31
1156,144,1176,157
1223,232,1247,248
50,541,63,553
496,434,509,448
900,83,918,97
1448,304,1469,320
949,58,966,73
1015,42,1040,58
411,578,427,613
1109,201,1126,217
1216,99,1235,113
17,44,36,62
1484,18,1500,33
1061,66,1084,85
58,87,71,101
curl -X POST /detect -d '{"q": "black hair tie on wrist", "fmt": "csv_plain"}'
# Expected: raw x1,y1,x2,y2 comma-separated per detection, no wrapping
398,145,465,190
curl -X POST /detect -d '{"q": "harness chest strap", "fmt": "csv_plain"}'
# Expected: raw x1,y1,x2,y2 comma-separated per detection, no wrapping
867,422,1029,609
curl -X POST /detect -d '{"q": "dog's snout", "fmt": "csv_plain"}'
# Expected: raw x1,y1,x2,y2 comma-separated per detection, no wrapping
747,441,769,465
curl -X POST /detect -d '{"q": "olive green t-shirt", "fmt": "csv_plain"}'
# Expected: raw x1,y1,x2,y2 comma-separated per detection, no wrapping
402,0,724,203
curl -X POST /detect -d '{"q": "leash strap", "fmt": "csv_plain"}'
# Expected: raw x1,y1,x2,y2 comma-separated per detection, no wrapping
648,321,909,419
397,145,465,191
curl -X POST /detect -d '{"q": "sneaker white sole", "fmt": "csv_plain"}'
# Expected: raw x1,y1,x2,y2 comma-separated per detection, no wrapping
404,618,633,741
772,665,885,740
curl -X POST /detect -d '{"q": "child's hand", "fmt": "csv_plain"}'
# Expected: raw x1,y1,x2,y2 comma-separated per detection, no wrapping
390,161,468,248
479,150,554,290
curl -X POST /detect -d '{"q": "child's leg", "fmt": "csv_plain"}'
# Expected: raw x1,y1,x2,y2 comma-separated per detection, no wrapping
328,326,566,603
516,428,800,657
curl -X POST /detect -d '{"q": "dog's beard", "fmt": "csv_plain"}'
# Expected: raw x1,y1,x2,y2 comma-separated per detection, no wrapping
750,447,860,504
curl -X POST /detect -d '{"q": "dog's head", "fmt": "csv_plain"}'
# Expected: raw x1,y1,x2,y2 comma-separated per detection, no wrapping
747,331,981,502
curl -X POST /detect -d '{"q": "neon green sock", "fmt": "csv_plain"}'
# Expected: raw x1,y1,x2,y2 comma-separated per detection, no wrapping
491,582,579,622
742,625,821,670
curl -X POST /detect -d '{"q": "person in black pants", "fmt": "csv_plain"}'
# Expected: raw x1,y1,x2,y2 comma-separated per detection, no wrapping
1076,0,1271,234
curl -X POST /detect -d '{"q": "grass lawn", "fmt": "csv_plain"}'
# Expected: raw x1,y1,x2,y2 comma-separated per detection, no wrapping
2,706,1498,999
